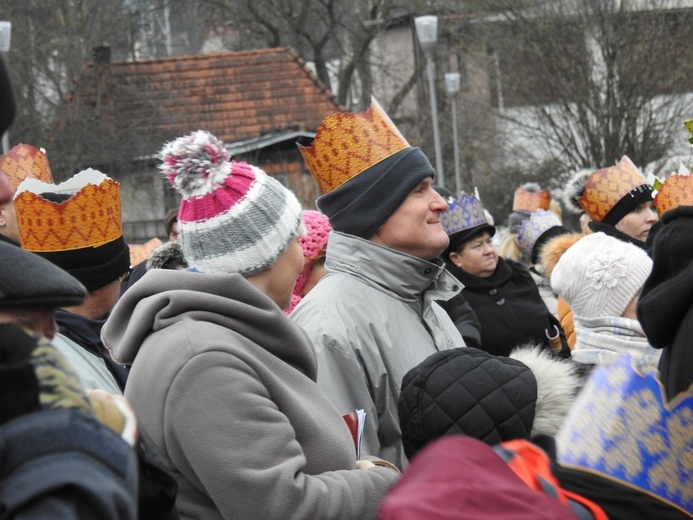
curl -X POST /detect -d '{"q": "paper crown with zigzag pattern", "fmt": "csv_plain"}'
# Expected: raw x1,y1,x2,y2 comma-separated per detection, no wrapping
441,191,490,236
298,98,409,194
14,169,123,252
517,210,563,258
578,156,651,223
0,144,53,193
556,355,693,516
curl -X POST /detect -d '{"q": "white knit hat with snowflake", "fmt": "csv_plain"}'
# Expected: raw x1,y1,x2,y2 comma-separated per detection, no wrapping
550,232,652,318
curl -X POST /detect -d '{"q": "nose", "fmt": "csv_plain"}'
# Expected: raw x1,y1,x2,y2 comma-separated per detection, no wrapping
431,190,448,213
646,207,658,222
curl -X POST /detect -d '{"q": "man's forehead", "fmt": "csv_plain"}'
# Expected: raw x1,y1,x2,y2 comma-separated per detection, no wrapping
0,171,12,204
414,177,435,189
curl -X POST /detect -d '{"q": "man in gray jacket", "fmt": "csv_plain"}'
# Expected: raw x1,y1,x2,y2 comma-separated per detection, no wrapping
292,99,467,468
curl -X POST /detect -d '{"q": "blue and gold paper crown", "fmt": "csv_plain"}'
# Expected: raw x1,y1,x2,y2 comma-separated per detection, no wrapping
517,210,562,258
556,355,693,516
440,192,489,236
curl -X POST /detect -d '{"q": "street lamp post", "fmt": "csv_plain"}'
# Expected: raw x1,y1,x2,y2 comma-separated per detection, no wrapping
414,16,444,187
0,21,11,155
445,72,461,197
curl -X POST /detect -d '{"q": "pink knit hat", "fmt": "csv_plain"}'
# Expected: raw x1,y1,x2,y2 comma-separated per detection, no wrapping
285,210,331,314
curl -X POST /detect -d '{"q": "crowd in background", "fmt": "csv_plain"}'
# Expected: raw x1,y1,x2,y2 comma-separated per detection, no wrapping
0,54,691,520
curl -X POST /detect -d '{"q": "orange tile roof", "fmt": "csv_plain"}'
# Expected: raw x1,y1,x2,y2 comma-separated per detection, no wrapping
67,47,343,147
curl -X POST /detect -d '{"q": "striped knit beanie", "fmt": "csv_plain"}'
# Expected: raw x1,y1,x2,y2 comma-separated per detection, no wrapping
160,130,304,276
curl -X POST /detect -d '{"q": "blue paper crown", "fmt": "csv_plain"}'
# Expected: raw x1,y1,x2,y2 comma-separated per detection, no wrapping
517,210,562,257
557,355,693,515
440,192,489,236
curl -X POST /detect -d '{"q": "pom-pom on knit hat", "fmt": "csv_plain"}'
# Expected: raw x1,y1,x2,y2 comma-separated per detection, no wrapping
550,232,652,319
160,130,304,276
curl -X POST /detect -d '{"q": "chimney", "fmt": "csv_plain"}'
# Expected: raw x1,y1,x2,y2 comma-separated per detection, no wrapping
92,46,111,66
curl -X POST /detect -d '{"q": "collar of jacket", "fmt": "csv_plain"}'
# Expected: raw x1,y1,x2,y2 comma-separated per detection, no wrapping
325,232,463,303
55,308,106,355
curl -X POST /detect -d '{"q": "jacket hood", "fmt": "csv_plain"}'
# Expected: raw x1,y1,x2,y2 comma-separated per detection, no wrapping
102,269,317,379
509,344,585,437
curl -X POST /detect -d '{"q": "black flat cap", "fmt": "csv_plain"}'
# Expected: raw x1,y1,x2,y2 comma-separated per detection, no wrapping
0,241,86,308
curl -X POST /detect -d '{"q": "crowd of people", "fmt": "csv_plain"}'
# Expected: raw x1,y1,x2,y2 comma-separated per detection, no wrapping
1,52,691,519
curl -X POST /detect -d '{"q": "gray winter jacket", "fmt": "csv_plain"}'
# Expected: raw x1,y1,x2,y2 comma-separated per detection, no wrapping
102,269,398,520
291,232,465,469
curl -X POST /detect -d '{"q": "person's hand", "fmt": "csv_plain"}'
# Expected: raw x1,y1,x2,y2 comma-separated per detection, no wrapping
89,389,138,446
357,458,400,474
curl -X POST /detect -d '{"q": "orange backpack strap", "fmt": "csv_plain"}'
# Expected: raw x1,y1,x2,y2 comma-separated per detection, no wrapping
494,440,608,520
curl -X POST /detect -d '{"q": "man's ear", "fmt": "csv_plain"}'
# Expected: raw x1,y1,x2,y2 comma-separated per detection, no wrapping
0,206,7,227
448,251,461,268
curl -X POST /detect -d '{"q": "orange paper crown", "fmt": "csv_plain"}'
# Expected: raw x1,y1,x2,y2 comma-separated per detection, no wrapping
578,156,648,222
0,144,53,192
654,171,693,215
299,98,409,194
512,185,551,212
128,237,164,266
15,169,123,252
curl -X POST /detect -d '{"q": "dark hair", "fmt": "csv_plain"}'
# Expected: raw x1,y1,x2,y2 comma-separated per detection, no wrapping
164,208,178,235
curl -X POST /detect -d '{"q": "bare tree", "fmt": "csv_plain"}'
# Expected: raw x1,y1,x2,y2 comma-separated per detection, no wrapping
462,0,693,171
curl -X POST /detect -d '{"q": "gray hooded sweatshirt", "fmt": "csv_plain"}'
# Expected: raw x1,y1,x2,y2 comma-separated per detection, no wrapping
102,269,398,520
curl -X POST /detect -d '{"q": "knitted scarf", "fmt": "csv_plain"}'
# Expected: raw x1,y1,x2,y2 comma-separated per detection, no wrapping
572,315,660,372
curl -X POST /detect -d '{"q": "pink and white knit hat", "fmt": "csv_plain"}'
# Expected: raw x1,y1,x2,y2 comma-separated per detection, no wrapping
160,130,304,276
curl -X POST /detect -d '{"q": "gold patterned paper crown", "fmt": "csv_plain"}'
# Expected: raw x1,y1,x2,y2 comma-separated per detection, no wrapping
128,237,164,267
517,210,562,258
512,185,551,212
14,169,123,252
441,192,490,236
654,170,693,216
298,98,409,194
557,355,693,516
0,144,53,192
578,156,648,222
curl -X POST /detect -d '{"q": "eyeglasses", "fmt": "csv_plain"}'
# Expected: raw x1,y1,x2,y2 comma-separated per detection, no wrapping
119,268,132,283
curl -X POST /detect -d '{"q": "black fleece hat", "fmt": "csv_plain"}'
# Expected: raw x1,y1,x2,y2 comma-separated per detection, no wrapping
0,241,86,308
316,147,434,239
35,236,131,292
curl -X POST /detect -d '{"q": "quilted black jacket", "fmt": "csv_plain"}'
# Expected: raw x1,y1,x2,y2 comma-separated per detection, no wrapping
399,347,537,459
399,343,587,460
